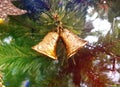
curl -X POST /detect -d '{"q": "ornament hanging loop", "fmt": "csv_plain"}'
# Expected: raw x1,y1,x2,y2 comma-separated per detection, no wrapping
57,21,63,34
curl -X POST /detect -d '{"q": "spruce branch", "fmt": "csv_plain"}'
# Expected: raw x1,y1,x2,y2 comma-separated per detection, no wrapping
0,42,58,86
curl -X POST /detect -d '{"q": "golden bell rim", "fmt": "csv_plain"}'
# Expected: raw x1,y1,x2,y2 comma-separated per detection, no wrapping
32,46,58,60
67,41,87,58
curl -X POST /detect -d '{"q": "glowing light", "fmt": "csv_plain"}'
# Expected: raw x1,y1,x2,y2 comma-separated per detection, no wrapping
85,6,111,43
84,36,98,43
0,18,4,24
87,6,94,14
92,18,111,35
118,23,120,28
3,36,13,44
107,71,120,82
103,0,107,4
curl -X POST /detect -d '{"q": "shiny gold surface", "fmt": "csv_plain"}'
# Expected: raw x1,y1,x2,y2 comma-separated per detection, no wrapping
32,32,59,60
60,29,87,58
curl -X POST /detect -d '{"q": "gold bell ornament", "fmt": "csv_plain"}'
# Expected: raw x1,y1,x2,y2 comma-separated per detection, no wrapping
32,31,59,60
60,29,87,58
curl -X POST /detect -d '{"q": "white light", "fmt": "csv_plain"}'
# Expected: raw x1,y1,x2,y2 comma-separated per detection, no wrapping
107,71,120,82
87,6,94,14
86,12,98,21
103,1,107,4
3,36,12,44
85,36,98,43
118,23,120,28
115,17,120,20
85,6,111,44
92,18,111,35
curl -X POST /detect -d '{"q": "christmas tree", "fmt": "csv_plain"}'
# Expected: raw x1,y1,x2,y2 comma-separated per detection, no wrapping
0,0,120,87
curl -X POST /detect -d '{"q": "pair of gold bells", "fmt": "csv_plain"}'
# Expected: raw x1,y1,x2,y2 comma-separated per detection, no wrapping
32,27,87,60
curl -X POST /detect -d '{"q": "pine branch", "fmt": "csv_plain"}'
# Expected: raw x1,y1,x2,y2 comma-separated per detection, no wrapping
0,42,59,86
